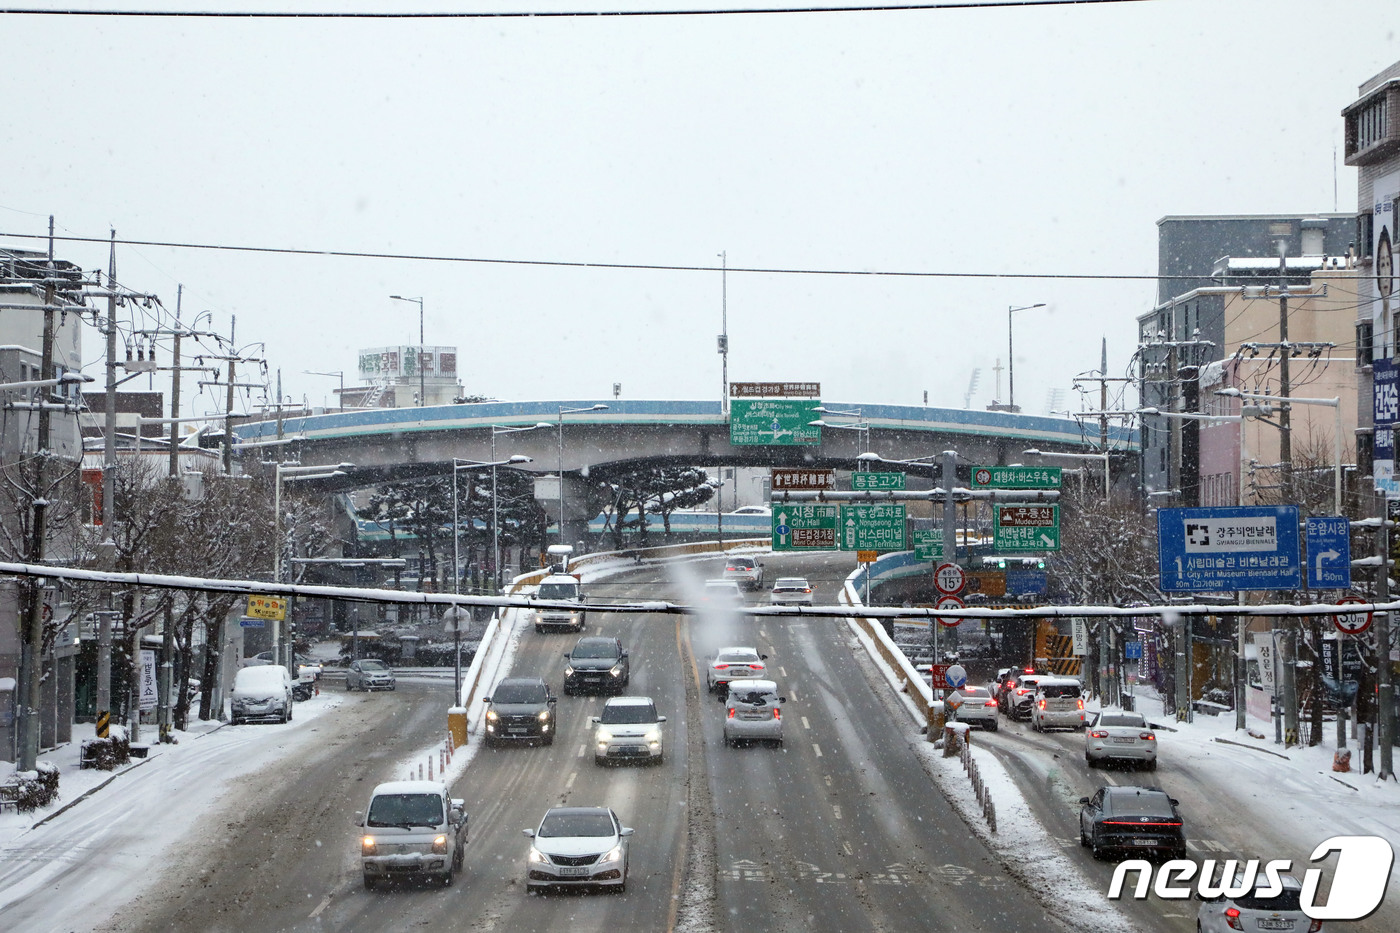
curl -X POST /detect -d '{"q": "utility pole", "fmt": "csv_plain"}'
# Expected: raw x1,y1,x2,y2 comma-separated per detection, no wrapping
1379,496,1395,778
718,251,729,416
1274,245,1300,747
16,218,58,771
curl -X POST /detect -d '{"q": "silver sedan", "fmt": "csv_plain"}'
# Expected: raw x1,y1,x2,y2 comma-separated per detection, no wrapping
947,685,999,731
1085,710,1158,769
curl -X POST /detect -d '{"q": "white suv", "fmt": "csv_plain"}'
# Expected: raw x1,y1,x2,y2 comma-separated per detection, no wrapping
1030,676,1086,731
592,696,666,766
721,556,765,591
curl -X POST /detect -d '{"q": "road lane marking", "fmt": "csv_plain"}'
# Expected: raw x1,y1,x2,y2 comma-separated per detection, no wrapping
309,894,331,918
812,744,823,757
577,744,585,758
843,841,853,856
801,716,811,730
779,666,788,678
565,771,577,790
833,805,843,820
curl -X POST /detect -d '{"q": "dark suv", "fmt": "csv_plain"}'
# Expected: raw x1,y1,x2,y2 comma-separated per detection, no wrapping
563,636,630,695
483,677,557,747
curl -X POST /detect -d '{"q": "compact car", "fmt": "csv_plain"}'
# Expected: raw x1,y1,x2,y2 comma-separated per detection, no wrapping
1030,676,1087,731
346,658,397,692
1197,871,1322,933
592,696,666,765
948,684,999,731
722,678,785,746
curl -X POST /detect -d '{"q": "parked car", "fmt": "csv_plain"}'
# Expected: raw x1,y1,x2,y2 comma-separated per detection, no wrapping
1085,710,1158,770
563,636,630,696
722,555,766,591
483,677,557,747
358,780,467,889
1197,871,1320,933
346,658,397,692
1079,785,1186,861
769,577,814,606
947,684,999,731
592,696,666,765
229,665,294,725
524,806,633,892
1030,676,1086,731
707,646,767,692
723,678,785,746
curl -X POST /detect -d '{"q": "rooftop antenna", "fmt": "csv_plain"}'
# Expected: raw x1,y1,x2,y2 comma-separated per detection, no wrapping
964,368,981,409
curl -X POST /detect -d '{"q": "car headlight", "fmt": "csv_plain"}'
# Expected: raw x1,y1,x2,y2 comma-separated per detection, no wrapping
564,665,575,676
362,835,378,855
599,844,624,864
528,847,549,864
609,664,625,677
596,729,614,742
432,834,448,854
538,710,551,721
644,729,662,743
486,710,499,722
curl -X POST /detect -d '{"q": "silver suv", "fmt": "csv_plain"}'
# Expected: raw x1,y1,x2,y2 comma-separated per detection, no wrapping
721,556,765,591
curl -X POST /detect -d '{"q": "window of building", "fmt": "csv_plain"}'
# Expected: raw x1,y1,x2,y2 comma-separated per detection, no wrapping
1358,320,1374,363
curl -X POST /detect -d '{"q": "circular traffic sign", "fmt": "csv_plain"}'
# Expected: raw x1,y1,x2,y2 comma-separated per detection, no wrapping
1332,596,1374,636
934,562,965,595
945,663,967,689
974,468,992,486
935,594,964,625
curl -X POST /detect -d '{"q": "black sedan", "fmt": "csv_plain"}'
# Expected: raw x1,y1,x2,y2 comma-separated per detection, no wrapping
1078,785,1186,861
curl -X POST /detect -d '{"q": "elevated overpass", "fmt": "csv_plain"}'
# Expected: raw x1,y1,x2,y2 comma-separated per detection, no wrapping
233,398,1135,540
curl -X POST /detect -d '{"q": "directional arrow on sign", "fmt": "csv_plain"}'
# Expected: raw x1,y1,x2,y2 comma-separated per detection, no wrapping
845,516,856,549
777,512,790,547
1315,549,1340,576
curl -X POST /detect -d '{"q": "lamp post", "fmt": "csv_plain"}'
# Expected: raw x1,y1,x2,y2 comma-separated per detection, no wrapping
303,369,344,410
388,295,425,406
1024,448,1112,498
274,461,352,675
1007,303,1047,413
489,423,549,587
557,404,608,545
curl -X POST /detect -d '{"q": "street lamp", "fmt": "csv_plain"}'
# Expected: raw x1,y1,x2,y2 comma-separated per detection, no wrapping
811,406,870,468
489,423,550,587
303,370,344,409
388,295,425,407
274,461,353,674
1007,303,1047,413
557,404,608,544
1024,447,1112,498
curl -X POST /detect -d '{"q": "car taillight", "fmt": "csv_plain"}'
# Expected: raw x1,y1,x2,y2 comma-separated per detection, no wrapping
985,699,998,707
1090,730,1109,738
1076,699,1084,710
1037,699,1046,710
714,663,728,670
1307,920,1322,933
772,707,781,720
1141,733,1156,741
1224,906,1243,931
748,663,763,670
802,587,811,593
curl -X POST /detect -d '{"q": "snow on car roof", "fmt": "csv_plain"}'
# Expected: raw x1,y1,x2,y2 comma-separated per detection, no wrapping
370,780,445,797
725,678,778,692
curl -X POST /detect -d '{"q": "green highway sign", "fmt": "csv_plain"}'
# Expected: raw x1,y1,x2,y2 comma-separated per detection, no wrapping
851,471,906,491
972,465,1062,489
913,527,944,561
772,504,839,551
840,503,906,551
993,504,1060,552
730,399,822,446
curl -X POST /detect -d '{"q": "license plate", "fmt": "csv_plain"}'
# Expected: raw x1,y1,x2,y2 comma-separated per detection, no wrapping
558,866,588,877
507,727,527,734
1111,737,1136,744
1256,920,1293,931
1129,838,1158,847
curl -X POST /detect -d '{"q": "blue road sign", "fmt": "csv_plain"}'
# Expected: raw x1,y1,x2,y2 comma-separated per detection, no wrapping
1305,516,1351,590
1157,506,1301,592
1124,640,1143,660
238,616,265,628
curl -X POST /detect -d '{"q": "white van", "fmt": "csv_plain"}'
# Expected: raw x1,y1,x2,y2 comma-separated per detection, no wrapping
358,781,467,889
229,665,294,725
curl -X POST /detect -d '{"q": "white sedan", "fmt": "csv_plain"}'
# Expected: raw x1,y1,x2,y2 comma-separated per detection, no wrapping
947,685,999,731
706,646,767,691
769,577,814,606
524,806,633,892
1085,710,1158,770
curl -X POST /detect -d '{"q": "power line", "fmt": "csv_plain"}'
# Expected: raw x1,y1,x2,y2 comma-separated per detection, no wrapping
0,229,1222,284
0,1,1154,21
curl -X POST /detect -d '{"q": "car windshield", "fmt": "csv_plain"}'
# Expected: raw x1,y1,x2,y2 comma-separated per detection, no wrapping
1108,794,1174,817
728,559,755,568
537,582,579,600
359,660,388,672
1100,714,1147,728
962,687,990,698
538,810,615,837
600,703,656,724
493,682,547,703
775,579,807,588
571,641,619,659
367,793,442,828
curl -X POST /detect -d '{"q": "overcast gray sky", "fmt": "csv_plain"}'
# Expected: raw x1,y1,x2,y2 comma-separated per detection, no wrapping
3,1,1398,419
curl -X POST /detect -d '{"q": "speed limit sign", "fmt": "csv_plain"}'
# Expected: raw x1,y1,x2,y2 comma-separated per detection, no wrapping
934,562,965,595
1332,596,1374,635
935,594,964,626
